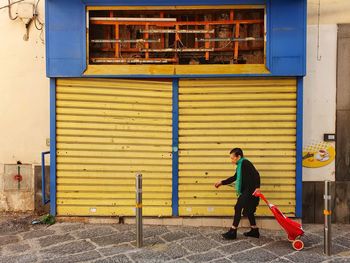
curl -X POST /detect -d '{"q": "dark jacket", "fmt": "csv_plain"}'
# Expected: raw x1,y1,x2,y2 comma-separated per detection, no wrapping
221,159,261,195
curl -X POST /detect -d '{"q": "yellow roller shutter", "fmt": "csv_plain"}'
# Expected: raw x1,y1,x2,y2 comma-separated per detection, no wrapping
56,78,173,216
178,78,297,217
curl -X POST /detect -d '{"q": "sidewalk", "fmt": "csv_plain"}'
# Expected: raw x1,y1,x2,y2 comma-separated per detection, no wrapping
0,215,349,263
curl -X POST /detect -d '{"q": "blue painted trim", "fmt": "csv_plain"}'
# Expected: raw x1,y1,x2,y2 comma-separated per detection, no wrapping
302,0,307,76
295,77,303,218
266,0,271,70
45,0,50,77
82,3,87,73
50,78,57,216
41,151,51,205
172,78,179,217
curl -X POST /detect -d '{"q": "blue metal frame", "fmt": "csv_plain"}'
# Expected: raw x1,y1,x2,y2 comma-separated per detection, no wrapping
46,0,307,77
50,78,57,216
45,0,50,76
295,77,303,218
41,151,51,205
265,0,271,70
172,78,179,216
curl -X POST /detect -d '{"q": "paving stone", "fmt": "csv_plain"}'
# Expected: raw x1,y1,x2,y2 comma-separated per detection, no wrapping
59,223,86,232
331,225,350,237
211,258,235,263
343,232,350,238
0,215,350,263
262,240,298,256
205,232,242,245
93,254,133,263
143,226,170,238
0,253,38,263
41,240,96,259
334,236,350,248
179,227,202,236
91,231,134,246
150,243,190,260
186,250,224,263
305,244,350,257
162,230,189,242
4,242,31,253
22,229,56,240
0,217,31,235
300,233,323,247
38,233,75,247
76,226,117,239
210,258,232,263
41,250,101,263
169,259,190,263
310,224,350,239
98,244,135,256
0,235,19,246
111,224,135,232
326,258,350,263
259,229,286,240
244,235,275,247
197,227,223,236
180,235,219,253
129,249,171,263
302,224,324,233
284,247,328,263
217,240,255,255
269,257,294,263
131,236,165,247
337,249,350,257
228,247,278,262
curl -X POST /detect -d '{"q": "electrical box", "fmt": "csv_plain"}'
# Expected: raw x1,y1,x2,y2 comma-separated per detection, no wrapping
4,164,32,191
16,2,34,20
324,134,336,142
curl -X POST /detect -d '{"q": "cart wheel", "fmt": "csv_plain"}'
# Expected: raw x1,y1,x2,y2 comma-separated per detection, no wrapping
292,240,304,251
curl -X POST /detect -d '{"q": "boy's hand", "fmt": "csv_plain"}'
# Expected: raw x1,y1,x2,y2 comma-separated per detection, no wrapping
253,188,261,196
214,181,222,188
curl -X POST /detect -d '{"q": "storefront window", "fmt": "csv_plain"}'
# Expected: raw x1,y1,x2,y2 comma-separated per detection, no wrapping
88,7,265,66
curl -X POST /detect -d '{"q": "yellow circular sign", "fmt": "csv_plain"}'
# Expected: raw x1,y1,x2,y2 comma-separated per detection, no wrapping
302,144,335,168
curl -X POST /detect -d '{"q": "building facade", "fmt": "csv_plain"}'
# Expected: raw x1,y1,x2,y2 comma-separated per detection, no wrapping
0,0,349,223
45,0,306,218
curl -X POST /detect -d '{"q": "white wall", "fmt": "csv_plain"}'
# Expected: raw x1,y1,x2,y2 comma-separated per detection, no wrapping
0,0,48,165
303,25,337,181
0,0,48,211
308,0,350,25
302,0,350,181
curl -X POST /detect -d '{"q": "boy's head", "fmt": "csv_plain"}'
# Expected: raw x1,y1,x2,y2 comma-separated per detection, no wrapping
229,148,243,165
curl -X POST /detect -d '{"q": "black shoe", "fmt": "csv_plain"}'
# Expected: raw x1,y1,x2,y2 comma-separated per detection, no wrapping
222,228,237,240
243,228,260,238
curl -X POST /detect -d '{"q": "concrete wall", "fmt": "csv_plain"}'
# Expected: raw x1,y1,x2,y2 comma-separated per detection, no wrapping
0,0,48,211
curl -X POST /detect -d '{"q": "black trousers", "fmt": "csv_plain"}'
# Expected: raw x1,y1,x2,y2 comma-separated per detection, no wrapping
232,192,260,227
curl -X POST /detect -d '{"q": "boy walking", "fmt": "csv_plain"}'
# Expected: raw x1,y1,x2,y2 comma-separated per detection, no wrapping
215,148,261,240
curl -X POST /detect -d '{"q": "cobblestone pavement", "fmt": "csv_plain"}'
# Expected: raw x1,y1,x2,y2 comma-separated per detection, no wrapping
0,216,349,263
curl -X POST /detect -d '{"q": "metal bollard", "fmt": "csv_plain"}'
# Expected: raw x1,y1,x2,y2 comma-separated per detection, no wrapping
136,173,143,248
324,180,332,256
